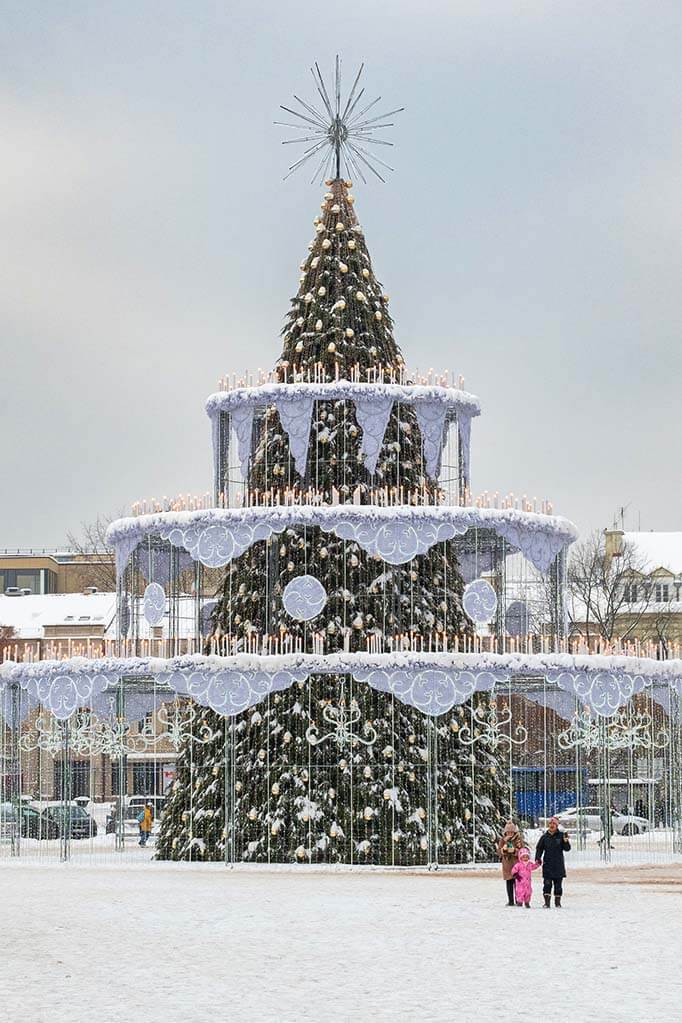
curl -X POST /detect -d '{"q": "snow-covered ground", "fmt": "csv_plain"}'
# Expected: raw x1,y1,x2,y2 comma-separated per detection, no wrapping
0,862,679,1023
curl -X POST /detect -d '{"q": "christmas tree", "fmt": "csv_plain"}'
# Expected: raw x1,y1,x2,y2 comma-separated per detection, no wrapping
157,178,509,865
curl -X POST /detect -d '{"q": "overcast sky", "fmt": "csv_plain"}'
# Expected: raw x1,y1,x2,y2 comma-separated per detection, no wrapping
1,0,680,548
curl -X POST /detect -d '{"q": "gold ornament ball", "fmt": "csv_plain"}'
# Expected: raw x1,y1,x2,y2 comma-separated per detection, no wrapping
345,328,354,338
335,222,345,232
322,238,332,250
327,342,336,353
339,261,348,273
362,268,370,278
348,239,356,250
344,179,353,187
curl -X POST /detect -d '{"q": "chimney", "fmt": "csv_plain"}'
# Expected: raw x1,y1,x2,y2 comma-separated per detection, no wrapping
603,528,624,566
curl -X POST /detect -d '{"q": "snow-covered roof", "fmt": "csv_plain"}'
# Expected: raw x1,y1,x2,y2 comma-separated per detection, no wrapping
0,593,198,640
623,532,682,576
0,593,117,639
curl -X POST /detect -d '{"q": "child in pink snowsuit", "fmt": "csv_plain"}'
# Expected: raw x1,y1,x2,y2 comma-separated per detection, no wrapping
511,847,541,908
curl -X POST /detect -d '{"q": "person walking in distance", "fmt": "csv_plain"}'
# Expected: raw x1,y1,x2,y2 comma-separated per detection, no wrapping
535,815,571,908
497,819,524,906
138,802,154,847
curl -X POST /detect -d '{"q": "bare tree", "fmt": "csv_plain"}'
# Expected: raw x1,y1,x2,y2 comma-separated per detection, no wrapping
567,531,653,643
66,513,119,592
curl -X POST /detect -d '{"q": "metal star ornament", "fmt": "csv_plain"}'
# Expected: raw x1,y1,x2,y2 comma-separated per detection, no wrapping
276,56,403,184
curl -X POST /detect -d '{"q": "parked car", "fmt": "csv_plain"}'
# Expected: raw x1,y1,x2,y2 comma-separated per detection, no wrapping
126,795,167,819
39,803,98,839
539,806,649,836
105,796,165,836
0,801,58,840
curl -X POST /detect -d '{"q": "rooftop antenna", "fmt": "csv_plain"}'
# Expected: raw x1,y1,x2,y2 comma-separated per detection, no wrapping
276,55,404,184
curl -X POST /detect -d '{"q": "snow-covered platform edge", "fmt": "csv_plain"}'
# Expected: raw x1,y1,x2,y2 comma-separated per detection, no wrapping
2,650,680,720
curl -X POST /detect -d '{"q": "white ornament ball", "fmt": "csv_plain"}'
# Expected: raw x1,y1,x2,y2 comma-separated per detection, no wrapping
362,268,370,278
295,845,306,860
311,256,320,268
272,782,280,796
296,316,304,327
295,340,303,352
322,238,332,250
315,319,322,331
304,292,313,304
345,328,354,338
375,311,382,321
348,239,356,250
356,291,366,302
248,807,257,821
339,262,348,273
335,222,345,232
331,203,340,213
327,342,336,353
318,286,326,296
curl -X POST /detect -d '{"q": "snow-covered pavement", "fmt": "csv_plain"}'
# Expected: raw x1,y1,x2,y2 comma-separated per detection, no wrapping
0,862,679,1023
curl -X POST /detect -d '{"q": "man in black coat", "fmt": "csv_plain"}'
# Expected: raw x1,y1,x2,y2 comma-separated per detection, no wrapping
535,815,571,908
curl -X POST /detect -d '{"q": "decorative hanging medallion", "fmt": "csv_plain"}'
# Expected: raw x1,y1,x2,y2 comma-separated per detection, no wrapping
143,582,166,626
282,574,327,621
462,579,498,624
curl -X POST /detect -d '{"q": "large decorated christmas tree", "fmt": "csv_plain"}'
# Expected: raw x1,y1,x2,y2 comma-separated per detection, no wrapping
157,172,508,865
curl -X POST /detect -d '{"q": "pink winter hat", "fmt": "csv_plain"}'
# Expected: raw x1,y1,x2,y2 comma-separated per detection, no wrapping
518,847,531,859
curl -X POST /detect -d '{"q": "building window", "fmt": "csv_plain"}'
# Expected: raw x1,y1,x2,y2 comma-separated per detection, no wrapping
0,568,57,594
132,762,164,796
111,763,127,797
53,760,90,799
655,583,670,603
623,583,638,603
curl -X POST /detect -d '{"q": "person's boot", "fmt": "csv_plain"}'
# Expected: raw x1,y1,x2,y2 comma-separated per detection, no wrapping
555,896,562,908
524,902,530,909
543,894,551,908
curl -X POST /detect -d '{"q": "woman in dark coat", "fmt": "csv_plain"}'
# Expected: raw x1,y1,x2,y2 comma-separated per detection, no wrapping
535,815,571,908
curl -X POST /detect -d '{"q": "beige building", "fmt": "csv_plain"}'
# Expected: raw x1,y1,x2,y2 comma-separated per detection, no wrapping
0,548,114,596
600,530,682,648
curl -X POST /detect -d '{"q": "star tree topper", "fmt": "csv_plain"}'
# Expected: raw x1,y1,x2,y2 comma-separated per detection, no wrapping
276,55,403,183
